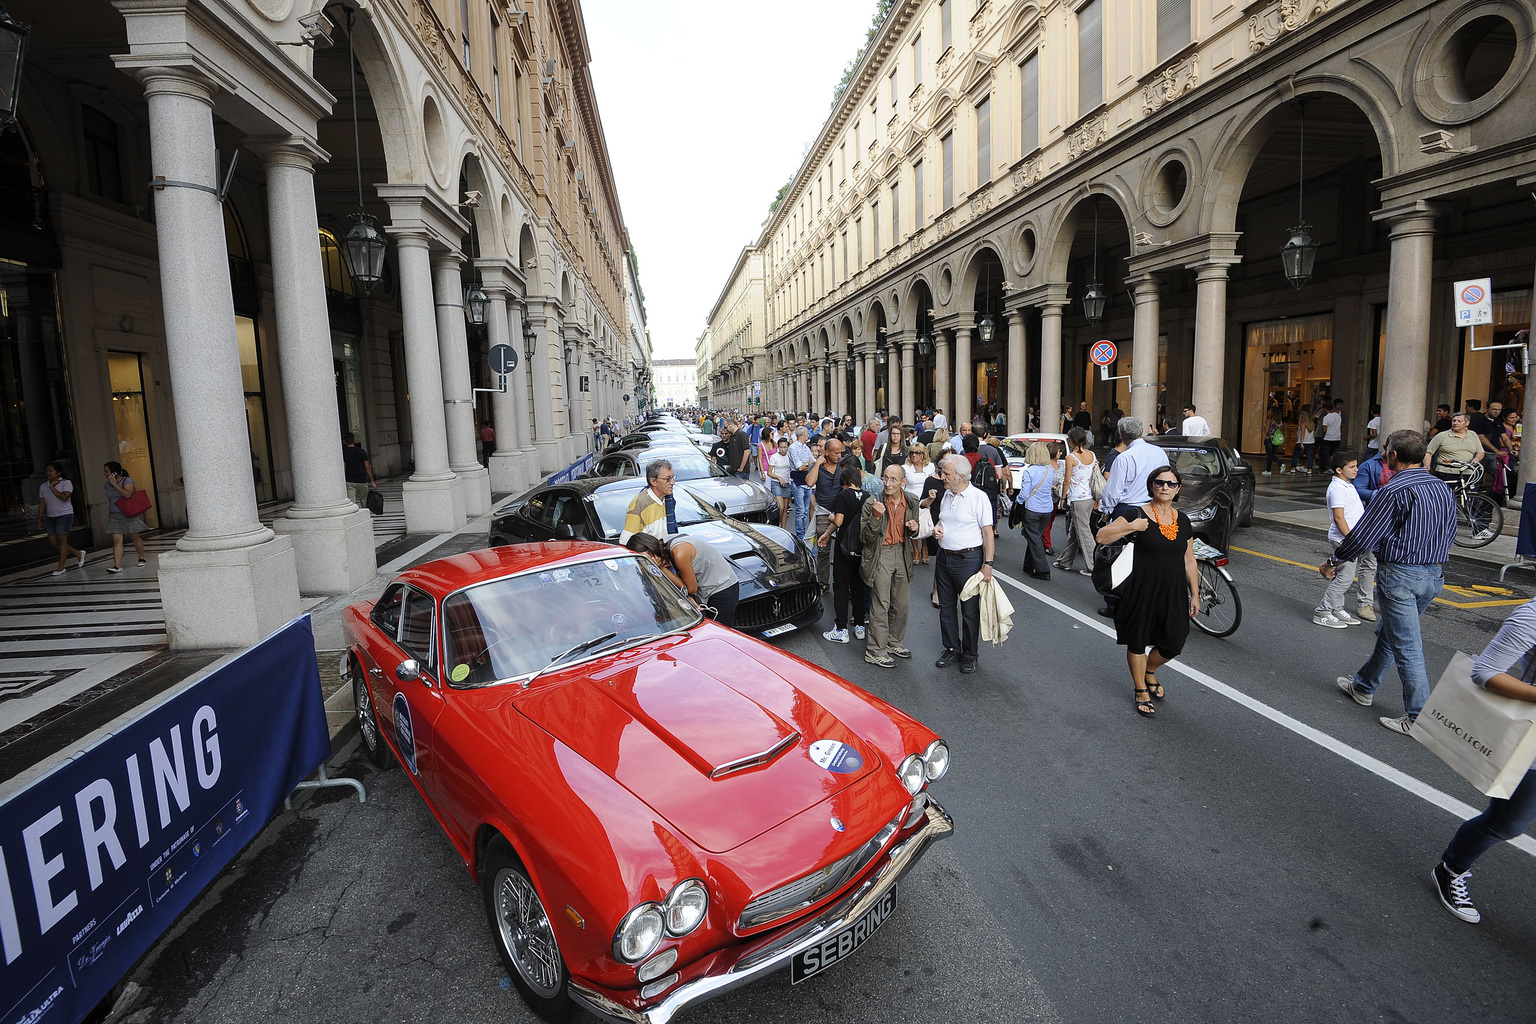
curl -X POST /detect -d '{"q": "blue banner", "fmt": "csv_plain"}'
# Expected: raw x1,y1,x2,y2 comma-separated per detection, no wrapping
0,616,330,1024
547,451,595,484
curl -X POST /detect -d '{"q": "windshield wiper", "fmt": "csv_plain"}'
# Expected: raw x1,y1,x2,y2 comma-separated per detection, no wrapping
526,631,618,685
588,625,694,658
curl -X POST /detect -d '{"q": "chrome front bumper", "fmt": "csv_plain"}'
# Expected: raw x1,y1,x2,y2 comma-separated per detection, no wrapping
569,799,954,1024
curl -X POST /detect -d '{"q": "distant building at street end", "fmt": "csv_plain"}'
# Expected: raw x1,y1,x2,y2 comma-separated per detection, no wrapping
653,358,698,409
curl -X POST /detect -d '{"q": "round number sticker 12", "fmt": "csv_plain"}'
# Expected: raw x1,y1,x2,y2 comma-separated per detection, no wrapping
808,739,863,774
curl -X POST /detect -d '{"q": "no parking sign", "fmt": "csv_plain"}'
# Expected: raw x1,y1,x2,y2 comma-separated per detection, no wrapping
1090,340,1117,366
1454,279,1493,327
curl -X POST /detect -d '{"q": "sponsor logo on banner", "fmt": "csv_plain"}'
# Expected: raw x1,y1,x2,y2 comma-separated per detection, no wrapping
808,739,863,773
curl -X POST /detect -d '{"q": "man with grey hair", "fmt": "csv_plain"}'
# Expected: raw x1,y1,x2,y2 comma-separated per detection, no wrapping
789,426,815,540
1093,416,1169,616
619,459,677,543
932,452,996,673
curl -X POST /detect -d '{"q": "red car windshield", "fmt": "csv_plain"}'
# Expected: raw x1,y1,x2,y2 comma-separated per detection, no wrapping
440,554,700,687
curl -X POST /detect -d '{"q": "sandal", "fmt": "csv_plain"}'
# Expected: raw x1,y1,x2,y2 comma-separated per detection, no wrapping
1134,688,1156,717
1144,673,1165,700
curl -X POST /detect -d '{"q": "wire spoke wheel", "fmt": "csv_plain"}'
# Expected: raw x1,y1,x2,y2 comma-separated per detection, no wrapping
352,667,390,768
1191,561,1242,637
494,867,564,999
1453,492,1503,548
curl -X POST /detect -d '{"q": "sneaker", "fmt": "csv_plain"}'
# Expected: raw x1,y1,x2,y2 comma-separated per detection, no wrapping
1379,715,1413,734
822,628,849,644
1078,568,1092,577
1432,863,1481,923
864,651,895,668
853,625,866,640
1336,676,1373,707
77,550,87,567
889,645,912,659
1262,470,1272,476
107,566,124,574
1357,604,1377,622
1333,610,1363,625
1474,528,1497,542
1279,466,1288,474
137,560,148,567
1313,613,1348,629
50,569,65,576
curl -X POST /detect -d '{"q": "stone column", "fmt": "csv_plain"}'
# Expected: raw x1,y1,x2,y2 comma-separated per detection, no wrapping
833,358,847,418
1039,304,1064,435
506,305,536,455
954,326,973,427
431,255,490,515
1128,274,1162,429
854,351,868,423
935,330,953,428
481,277,530,493
526,303,562,473
392,234,464,530
866,352,879,418
136,69,299,647
1006,308,1028,433
1190,263,1230,435
1374,203,1439,440
260,141,374,595
812,363,825,416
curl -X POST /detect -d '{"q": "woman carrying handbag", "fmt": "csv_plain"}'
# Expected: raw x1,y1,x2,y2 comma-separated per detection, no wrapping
1094,466,1200,718
103,460,150,572
1053,428,1098,576
1015,442,1055,580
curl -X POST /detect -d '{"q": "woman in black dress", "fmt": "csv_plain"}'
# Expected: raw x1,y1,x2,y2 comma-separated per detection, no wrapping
1094,466,1201,717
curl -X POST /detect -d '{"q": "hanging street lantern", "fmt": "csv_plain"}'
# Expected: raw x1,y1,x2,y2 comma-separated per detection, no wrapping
464,283,489,326
1082,282,1107,324
875,345,888,366
1280,225,1319,289
916,333,933,357
0,5,30,129
978,315,995,345
342,212,387,295
521,316,537,358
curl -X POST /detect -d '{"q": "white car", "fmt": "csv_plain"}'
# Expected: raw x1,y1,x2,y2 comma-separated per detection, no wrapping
998,433,1069,491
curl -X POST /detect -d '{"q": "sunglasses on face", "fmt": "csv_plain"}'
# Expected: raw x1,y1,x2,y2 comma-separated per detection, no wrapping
1152,479,1180,489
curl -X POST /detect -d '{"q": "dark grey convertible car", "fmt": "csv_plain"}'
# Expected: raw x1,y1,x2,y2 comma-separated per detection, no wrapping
488,478,822,639
588,446,778,523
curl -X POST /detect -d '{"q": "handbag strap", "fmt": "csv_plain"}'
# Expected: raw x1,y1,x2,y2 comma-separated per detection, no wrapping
1020,466,1050,503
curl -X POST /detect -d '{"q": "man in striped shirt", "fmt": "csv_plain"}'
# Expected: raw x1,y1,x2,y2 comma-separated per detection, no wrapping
1326,430,1457,734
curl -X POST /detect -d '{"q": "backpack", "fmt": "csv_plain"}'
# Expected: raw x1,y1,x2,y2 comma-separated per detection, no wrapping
835,492,867,559
971,457,1000,502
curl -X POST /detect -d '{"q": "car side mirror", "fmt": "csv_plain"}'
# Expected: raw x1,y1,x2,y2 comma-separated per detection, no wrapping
555,523,576,539
395,659,421,682
714,501,728,513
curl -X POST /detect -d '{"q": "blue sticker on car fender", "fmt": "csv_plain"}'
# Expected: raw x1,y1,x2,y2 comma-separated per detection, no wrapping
809,739,862,773
393,692,418,775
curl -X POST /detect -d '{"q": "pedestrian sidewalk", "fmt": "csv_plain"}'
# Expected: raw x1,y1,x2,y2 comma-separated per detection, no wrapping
0,478,490,787
1249,470,1527,571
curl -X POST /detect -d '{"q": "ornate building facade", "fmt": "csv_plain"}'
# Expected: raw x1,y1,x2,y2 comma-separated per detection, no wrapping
704,246,767,411
756,0,1534,450
8,0,646,646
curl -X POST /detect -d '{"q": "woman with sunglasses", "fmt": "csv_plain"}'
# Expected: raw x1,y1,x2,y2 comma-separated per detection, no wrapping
1094,466,1201,717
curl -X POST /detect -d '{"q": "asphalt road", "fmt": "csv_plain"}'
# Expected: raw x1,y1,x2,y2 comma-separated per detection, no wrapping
109,518,1536,1024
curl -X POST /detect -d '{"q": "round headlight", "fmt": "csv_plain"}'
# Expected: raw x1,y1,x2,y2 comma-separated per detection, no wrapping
613,904,665,963
897,754,926,795
923,739,950,782
663,878,709,936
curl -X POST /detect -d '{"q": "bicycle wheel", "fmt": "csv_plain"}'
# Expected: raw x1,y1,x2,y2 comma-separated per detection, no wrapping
1454,492,1503,548
1191,560,1242,637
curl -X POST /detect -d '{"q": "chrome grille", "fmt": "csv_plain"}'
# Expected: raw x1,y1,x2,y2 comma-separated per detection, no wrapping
736,583,819,631
738,811,903,929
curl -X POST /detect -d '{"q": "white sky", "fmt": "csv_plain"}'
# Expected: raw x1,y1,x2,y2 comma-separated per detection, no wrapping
582,0,877,360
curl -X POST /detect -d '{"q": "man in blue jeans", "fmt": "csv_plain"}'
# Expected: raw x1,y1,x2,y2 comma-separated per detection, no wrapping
1325,430,1457,733
788,427,815,540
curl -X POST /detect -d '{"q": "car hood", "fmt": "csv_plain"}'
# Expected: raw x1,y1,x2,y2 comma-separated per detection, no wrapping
1176,476,1224,507
679,476,771,511
673,519,806,581
512,637,881,853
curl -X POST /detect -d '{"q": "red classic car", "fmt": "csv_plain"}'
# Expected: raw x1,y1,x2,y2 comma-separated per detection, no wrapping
343,541,953,1023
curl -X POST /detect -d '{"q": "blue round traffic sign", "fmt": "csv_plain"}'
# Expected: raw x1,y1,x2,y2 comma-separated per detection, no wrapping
488,343,517,374
1091,340,1117,366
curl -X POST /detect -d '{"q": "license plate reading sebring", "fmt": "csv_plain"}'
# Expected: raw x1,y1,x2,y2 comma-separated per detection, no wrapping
762,623,798,637
789,886,897,984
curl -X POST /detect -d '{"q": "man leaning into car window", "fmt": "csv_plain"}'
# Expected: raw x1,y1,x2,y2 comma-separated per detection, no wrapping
619,461,678,544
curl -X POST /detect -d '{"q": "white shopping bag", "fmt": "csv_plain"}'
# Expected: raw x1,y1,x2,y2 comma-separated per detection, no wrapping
1413,652,1536,798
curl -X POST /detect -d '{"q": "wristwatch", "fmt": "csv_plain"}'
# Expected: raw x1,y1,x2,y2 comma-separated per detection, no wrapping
983,560,994,566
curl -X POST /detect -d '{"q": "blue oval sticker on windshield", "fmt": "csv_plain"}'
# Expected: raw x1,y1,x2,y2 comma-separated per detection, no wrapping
809,739,863,774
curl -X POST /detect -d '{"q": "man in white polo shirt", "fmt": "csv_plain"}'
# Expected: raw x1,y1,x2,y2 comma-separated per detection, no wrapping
932,453,995,674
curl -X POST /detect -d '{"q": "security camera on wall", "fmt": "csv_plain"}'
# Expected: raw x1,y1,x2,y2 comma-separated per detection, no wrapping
461,189,482,208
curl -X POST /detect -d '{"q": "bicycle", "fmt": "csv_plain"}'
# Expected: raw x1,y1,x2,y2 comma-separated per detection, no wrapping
1438,460,1503,548
1191,537,1241,637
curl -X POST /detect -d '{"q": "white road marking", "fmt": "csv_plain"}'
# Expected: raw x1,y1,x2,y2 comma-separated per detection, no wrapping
992,569,1536,859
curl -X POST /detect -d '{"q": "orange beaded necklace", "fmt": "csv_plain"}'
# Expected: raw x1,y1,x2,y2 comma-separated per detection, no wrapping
1148,504,1179,541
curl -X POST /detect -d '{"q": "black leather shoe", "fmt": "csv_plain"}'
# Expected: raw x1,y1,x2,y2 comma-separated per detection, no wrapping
1097,606,1115,618
959,659,977,674
935,650,958,668
1028,571,1051,581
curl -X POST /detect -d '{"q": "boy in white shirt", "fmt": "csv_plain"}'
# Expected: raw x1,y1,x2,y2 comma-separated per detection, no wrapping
1314,452,1376,628
767,437,794,527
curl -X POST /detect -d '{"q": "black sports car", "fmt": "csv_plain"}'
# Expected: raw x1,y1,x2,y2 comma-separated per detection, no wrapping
1144,435,1255,549
588,447,777,523
488,478,822,639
